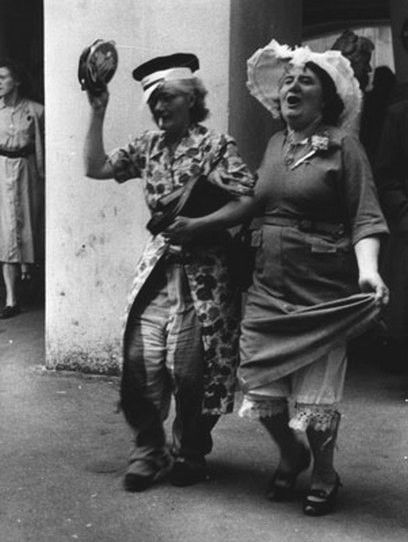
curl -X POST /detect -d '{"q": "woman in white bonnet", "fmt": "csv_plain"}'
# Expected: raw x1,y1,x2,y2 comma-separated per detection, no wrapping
238,40,389,516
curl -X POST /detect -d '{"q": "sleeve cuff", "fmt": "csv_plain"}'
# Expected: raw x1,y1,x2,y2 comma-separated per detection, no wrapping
352,224,389,245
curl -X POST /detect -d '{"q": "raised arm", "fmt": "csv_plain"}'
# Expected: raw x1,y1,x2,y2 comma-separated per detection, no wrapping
84,90,114,179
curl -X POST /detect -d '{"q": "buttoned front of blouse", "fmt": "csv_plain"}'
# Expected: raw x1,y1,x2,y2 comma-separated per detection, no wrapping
256,126,387,244
252,126,388,305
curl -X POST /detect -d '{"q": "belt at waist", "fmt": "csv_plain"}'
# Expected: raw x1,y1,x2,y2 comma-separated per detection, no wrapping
0,145,34,158
164,233,231,264
264,216,346,236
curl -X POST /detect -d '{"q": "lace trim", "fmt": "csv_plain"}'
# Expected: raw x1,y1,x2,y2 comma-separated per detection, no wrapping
238,396,287,420
289,405,340,432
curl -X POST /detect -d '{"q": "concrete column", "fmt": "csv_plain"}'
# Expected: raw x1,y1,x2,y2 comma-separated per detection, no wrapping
44,0,231,373
228,0,302,170
390,0,408,83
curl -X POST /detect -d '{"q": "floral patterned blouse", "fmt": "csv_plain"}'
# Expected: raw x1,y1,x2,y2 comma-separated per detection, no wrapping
109,124,256,414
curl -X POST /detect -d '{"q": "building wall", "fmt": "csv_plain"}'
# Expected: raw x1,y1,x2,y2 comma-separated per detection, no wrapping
44,0,231,372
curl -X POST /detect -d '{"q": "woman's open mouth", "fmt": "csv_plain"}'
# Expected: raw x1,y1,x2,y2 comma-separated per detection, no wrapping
286,94,302,107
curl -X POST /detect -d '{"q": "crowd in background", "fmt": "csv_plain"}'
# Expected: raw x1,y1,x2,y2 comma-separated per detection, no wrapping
333,30,408,375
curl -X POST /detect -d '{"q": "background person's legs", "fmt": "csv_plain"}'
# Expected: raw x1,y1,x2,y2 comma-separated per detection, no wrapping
1,262,20,318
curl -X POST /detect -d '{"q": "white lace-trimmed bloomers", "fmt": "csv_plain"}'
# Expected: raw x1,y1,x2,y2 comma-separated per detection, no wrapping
238,344,347,432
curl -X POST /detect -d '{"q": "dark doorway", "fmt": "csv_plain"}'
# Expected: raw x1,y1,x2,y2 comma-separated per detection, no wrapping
0,0,43,102
0,0,44,311
303,0,390,37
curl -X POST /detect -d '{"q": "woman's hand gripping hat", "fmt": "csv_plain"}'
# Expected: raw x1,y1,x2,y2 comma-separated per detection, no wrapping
246,39,362,132
78,39,118,95
132,53,199,103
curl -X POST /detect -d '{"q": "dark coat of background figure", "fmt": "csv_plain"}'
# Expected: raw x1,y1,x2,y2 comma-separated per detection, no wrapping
375,99,408,372
360,66,396,166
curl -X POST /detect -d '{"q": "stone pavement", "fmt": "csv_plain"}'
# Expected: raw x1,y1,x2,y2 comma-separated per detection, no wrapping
0,307,407,542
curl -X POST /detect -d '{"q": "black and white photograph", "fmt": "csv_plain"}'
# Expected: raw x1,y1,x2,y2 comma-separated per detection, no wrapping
0,1,407,541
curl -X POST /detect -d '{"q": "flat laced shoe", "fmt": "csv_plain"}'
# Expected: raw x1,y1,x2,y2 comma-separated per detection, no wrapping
169,457,209,487
124,455,172,492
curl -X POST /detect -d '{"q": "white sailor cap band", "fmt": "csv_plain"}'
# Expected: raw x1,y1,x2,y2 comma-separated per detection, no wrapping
141,67,195,102
133,53,199,103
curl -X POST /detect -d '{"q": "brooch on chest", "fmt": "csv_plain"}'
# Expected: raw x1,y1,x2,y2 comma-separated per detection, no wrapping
284,133,330,170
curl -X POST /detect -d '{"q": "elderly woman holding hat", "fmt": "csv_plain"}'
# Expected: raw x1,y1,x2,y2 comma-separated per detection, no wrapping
238,40,389,516
83,52,256,492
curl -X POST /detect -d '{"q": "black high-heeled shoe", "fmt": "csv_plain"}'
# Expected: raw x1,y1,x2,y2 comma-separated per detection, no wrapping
0,304,21,319
266,445,311,502
303,474,342,516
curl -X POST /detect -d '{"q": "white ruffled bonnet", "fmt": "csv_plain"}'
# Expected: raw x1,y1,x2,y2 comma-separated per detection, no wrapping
247,39,363,132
